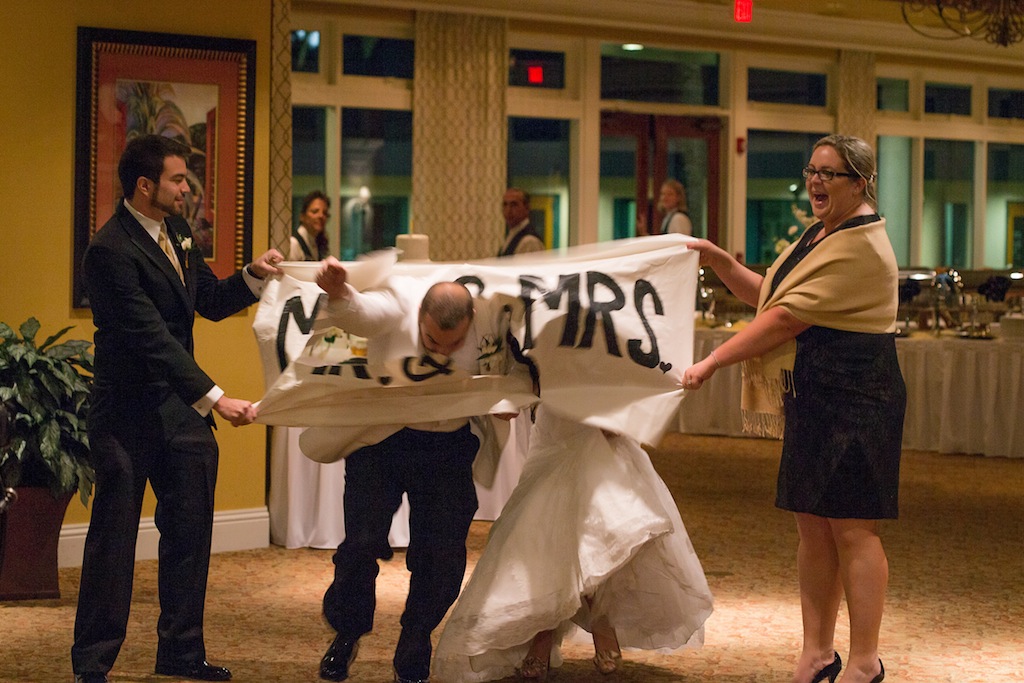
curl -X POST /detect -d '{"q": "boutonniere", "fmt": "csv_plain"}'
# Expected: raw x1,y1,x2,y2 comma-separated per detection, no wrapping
477,334,506,374
175,233,200,268
306,327,358,363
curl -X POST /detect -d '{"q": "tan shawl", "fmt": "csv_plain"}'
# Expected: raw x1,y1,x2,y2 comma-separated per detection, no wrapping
742,217,899,437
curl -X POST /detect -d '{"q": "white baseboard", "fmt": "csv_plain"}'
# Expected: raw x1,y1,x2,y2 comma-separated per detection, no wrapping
58,507,270,568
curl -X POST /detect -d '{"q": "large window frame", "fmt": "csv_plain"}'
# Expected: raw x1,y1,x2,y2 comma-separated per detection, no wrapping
729,52,835,264
507,31,586,247
877,63,1024,268
290,9,1024,268
291,15,413,256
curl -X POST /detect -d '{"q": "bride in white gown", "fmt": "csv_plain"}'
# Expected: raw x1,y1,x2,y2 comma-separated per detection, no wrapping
433,407,714,681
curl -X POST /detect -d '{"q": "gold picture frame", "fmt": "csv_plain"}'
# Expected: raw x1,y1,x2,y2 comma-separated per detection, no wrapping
73,26,256,307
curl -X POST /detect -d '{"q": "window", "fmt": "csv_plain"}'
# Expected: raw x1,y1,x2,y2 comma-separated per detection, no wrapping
877,136,912,266
293,107,328,232
600,44,719,106
599,132,640,241
343,35,414,78
924,83,971,115
292,29,321,73
748,69,826,106
508,117,571,248
988,88,1024,120
745,130,824,265
986,143,1024,267
509,49,565,89
923,139,974,268
340,108,413,259
877,78,909,112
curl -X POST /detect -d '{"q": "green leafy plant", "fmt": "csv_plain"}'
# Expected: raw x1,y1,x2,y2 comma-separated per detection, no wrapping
0,318,94,506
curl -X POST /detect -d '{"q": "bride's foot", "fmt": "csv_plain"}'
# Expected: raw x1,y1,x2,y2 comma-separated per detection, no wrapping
593,649,622,674
516,655,549,680
516,630,553,680
591,624,621,674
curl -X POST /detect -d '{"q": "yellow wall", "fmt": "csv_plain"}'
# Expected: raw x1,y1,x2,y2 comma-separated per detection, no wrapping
0,1,273,524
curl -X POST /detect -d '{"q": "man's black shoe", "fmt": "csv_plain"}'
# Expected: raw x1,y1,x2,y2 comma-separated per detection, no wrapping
154,660,232,681
320,635,359,681
394,670,429,683
74,674,109,683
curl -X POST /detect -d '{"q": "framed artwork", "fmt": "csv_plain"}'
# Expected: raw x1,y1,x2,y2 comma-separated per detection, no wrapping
73,26,256,307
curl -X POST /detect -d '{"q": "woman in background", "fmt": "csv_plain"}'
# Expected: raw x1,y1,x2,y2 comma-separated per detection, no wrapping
289,190,331,261
657,179,693,235
682,134,901,683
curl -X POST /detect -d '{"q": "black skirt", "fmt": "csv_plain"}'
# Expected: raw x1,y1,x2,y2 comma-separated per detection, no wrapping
776,326,906,519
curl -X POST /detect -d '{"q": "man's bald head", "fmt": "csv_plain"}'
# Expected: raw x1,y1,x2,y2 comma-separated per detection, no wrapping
418,282,474,356
420,282,474,329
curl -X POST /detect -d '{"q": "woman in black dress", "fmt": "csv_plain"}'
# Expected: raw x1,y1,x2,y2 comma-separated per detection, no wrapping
682,135,902,683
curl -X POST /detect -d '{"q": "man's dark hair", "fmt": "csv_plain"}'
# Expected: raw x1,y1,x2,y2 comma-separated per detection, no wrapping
420,282,474,329
118,134,191,199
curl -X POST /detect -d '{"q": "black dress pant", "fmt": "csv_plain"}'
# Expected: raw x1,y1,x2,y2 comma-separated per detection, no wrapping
72,393,219,675
323,424,479,680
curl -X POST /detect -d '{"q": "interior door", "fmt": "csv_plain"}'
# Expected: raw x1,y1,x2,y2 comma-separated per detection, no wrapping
599,112,721,243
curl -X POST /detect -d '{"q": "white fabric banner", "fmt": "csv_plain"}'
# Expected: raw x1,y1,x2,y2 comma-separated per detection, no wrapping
253,234,698,446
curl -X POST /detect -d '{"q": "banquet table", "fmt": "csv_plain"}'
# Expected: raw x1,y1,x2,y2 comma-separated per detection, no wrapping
679,327,1023,458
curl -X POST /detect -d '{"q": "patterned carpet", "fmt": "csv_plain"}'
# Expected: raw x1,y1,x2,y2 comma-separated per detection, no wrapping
1,434,1021,682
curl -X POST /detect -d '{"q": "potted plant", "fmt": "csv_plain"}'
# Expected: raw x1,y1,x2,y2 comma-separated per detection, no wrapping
0,317,95,600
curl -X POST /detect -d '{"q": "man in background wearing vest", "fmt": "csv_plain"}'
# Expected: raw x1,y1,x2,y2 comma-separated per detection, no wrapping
497,188,544,257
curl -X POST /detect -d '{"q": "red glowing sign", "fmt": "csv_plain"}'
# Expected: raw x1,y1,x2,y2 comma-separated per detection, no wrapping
735,0,752,22
527,65,544,84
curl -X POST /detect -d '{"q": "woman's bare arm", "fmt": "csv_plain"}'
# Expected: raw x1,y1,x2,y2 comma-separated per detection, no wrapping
686,239,764,307
681,306,810,389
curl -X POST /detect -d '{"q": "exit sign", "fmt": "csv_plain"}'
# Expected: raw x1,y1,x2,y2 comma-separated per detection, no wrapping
735,0,752,22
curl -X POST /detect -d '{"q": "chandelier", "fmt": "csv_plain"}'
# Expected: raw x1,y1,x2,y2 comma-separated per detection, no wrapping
899,0,1024,47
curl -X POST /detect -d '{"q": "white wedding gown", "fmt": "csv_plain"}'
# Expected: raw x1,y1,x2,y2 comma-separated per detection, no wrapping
433,408,714,682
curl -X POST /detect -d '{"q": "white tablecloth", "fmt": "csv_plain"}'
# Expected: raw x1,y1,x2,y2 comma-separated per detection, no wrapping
270,330,1022,549
896,334,1023,457
679,328,1024,458
268,415,531,550
678,328,746,437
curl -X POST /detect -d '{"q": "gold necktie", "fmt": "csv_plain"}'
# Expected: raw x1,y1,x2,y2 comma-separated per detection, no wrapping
158,225,185,284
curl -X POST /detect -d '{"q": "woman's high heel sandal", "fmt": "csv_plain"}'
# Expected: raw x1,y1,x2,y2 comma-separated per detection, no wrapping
869,659,885,683
516,655,549,681
590,618,621,675
592,649,622,675
811,652,842,683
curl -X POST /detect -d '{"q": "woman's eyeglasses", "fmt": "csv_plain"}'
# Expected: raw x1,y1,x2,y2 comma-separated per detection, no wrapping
802,166,858,181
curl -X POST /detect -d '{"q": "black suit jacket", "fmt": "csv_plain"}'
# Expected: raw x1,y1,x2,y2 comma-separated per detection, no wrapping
83,203,256,428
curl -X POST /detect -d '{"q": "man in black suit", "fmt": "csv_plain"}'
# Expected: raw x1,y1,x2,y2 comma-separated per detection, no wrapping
312,261,521,683
71,135,282,683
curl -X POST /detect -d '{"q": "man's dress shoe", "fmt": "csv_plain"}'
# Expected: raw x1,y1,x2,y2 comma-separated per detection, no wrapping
154,660,232,681
394,672,429,683
74,674,109,683
320,635,359,681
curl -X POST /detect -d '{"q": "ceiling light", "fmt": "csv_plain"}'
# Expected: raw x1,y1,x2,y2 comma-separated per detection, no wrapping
900,0,1024,47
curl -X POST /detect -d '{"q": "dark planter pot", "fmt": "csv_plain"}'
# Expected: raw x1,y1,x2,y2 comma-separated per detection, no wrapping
0,487,73,600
